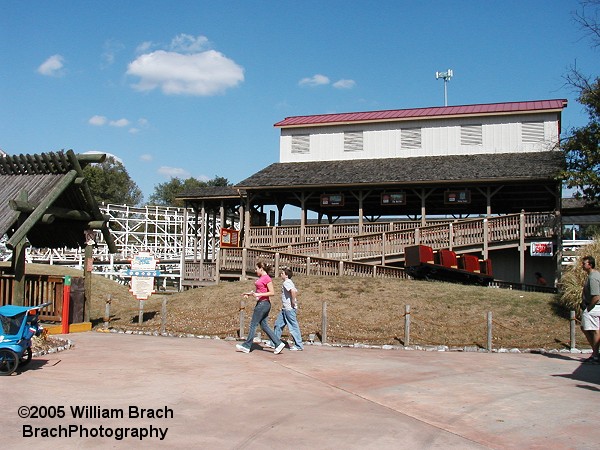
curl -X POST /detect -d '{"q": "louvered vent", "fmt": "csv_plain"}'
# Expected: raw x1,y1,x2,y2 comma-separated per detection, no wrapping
461,124,482,145
522,121,545,143
401,127,421,149
344,131,363,152
291,134,310,154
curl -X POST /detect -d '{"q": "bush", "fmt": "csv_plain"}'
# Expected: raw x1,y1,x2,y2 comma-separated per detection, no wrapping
559,238,600,312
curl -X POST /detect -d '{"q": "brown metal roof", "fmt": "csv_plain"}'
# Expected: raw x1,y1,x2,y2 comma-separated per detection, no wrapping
274,99,568,128
0,150,116,251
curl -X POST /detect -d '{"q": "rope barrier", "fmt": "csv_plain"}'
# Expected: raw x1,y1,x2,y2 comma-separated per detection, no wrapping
102,301,581,349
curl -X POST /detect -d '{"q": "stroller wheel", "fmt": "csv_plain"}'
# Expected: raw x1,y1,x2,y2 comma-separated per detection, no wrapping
0,349,19,376
20,347,32,367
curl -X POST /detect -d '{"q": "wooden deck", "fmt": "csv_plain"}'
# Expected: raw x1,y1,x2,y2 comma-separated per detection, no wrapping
182,211,558,287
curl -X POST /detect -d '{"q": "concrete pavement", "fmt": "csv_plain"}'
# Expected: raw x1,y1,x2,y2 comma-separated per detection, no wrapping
3,332,600,449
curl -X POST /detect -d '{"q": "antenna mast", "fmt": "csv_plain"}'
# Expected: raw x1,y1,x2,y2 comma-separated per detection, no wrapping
435,69,453,106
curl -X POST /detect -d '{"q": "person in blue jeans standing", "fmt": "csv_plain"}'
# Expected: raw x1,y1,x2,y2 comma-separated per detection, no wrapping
273,267,304,351
236,261,285,354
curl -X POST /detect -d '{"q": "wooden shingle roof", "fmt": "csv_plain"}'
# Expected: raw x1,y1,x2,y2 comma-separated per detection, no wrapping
0,150,116,251
236,151,565,189
176,186,241,201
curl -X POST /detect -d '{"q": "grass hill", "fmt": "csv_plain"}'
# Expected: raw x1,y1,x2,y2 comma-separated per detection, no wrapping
11,263,585,351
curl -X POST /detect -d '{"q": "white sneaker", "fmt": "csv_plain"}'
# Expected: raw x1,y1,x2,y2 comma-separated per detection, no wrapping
236,344,250,353
274,342,285,354
289,346,303,351
264,341,275,349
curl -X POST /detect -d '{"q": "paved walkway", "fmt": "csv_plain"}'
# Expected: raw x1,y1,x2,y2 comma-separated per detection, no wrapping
3,332,600,449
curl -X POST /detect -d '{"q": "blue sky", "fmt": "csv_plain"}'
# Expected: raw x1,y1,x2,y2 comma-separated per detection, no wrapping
1,1,598,202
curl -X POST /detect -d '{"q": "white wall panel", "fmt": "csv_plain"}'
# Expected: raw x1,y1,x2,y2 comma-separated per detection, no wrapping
279,112,560,163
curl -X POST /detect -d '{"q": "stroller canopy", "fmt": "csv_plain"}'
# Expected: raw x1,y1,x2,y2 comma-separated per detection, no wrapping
0,305,35,318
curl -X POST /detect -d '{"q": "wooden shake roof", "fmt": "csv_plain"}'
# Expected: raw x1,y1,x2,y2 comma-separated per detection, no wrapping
0,150,116,251
236,151,565,190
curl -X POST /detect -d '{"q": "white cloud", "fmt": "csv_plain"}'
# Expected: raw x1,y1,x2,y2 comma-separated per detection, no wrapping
128,117,150,134
89,115,147,134
109,118,130,127
136,41,153,54
140,154,153,162
299,74,330,87
89,115,108,126
102,39,125,68
169,34,209,53
37,54,65,77
158,166,191,178
127,42,244,96
333,79,356,89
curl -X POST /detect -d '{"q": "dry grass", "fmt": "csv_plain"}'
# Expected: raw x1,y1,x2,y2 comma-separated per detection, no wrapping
11,263,588,351
557,239,600,312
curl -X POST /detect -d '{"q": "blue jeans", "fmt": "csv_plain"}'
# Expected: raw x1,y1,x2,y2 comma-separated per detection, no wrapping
242,301,281,349
274,308,304,349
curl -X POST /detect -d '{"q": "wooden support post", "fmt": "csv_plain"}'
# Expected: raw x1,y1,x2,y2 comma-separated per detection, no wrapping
161,297,167,334
241,248,248,279
84,243,93,322
487,311,493,352
138,300,144,325
103,295,111,329
239,299,246,339
519,211,526,284
404,304,411,346
570,310,576,351
321,301,327,344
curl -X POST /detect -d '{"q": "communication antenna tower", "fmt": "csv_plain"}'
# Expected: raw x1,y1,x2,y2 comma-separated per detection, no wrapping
435,69,453,106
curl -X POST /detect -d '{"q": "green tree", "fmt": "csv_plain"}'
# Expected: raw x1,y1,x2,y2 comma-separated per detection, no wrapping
83,156,143,206
561,1,600,205
148,176,230,206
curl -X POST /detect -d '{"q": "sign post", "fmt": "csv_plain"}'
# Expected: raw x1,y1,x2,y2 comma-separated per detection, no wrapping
125,252,160,324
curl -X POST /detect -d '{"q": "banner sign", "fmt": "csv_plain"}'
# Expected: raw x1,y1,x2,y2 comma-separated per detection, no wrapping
444,190,471,204
530,242,553,257
381,192,406,205
320,194,344,206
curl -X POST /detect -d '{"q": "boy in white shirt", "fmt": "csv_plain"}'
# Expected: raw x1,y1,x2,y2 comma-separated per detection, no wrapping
272,268,304,351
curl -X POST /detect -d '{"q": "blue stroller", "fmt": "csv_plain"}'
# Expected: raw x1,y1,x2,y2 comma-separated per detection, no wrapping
0,302,50,376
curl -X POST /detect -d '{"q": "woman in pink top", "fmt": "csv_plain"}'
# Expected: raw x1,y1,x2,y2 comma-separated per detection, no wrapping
236,261,285,354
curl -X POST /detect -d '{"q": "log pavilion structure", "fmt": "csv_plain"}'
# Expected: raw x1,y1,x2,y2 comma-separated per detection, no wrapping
0,150,116,312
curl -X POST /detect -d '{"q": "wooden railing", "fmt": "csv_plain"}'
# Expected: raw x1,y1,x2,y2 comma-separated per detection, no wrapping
179,212,558,286
0,274,64,321
247,219,453,248
218,248,409,280
182,261,216,281
256,212,557,263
